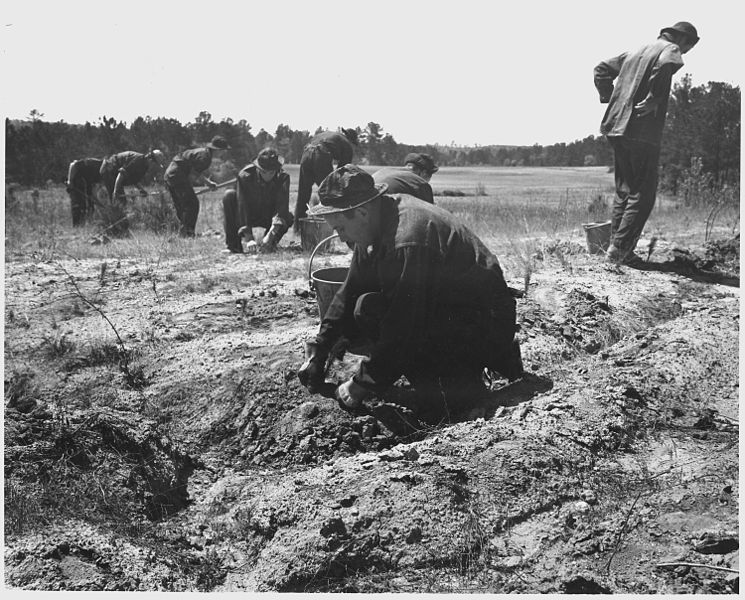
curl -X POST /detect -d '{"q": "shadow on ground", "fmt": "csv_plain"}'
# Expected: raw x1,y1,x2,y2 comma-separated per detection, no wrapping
351,373,554,439
627,255,739,287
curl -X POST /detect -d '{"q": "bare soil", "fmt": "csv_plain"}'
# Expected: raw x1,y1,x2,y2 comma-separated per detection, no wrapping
4,234,739,593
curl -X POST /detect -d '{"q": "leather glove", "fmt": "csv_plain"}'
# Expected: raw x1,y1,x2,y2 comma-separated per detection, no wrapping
297,341,328,393
335,378,371,410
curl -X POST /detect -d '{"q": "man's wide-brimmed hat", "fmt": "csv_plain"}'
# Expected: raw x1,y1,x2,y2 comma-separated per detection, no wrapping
207,135,230,150
254,148,284,171
309,164,388,216
660,21,699,43
404,152,439,174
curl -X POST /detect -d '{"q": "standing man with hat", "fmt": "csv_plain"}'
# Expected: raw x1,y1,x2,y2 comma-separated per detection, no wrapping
293,127,359,230
66,156,103,225
373,153,439,204
297,164,524,422
595,21,699,265
99,149,165,202
164,135,230,237
222,148,293,253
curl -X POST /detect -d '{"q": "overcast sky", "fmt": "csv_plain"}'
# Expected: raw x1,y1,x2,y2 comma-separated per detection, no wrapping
1,0,741,147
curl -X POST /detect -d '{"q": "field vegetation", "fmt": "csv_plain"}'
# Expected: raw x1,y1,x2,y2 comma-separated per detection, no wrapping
5,165,737,275
4,166,740,593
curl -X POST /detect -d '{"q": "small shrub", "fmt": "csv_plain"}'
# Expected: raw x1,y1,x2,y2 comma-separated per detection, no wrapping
184,274,220,294
42,332,76,358
5,370,36,406
93,191,131,238
85,342,123,366
128,190,180,233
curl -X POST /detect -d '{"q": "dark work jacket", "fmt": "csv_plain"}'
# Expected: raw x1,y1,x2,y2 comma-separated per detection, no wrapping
235,164,292,227
316,195,514,390
594,37,684,146
165,147,213,181
101,152,150,184
305,131,354,164
71,158,103,183
373,168,434,204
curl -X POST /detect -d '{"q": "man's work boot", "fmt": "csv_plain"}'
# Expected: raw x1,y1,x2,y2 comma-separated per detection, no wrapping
622,251,645,267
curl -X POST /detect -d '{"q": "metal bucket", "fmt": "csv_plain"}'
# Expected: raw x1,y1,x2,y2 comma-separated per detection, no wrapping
582,221,612,254
299,217,335,252
308,234,346,319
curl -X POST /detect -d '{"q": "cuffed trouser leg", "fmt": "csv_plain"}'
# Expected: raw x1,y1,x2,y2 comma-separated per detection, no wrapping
608,136,660,255
166,178,199,237
181,189,200,237
222,189,242,252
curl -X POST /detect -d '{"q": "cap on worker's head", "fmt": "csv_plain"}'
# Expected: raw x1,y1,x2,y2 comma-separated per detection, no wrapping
404,152,439,174
309,164,388,216
341,127,359,145
660,21,699,44
254,147,284,172
207,135,230,150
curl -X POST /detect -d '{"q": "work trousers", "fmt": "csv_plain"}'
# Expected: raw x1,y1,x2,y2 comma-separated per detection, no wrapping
294,145,334,227
67,164,97,226
353,292,521,422
608,136,660,254
222,189,293,252
165,176,199,237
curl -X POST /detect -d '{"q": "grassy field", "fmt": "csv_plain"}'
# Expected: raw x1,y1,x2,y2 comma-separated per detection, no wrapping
4,165,738,276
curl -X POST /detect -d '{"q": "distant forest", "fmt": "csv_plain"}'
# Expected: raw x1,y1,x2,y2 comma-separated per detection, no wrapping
5,77,739,194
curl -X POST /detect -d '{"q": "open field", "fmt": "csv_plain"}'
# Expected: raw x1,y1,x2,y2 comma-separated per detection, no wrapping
4,167,740,592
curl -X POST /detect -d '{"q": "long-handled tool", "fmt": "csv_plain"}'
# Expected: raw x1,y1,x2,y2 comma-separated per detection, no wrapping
196,178,237,196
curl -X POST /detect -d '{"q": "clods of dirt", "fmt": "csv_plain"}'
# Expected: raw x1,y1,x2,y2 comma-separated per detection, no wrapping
4,237,740,592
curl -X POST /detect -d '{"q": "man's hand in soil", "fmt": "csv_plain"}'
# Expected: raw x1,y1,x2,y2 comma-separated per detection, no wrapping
335,379,371,410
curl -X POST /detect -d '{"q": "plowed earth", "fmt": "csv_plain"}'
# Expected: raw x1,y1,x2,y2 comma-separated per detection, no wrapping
4,235,739,593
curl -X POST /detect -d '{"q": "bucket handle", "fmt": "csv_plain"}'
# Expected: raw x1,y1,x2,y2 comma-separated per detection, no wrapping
308,233,340,290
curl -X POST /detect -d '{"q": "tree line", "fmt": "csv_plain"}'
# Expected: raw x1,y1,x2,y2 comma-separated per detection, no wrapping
5,78,739,194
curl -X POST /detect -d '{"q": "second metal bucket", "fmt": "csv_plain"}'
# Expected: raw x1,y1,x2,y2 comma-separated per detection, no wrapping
299,217,336,252
582,221,612,254
308,234,346,319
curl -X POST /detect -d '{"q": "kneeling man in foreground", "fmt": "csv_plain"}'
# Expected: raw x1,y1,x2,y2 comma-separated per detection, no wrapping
298,164,524,421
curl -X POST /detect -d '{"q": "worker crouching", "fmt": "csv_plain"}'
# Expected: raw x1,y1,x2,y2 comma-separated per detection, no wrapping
223,148,293,253
298,164,524,423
